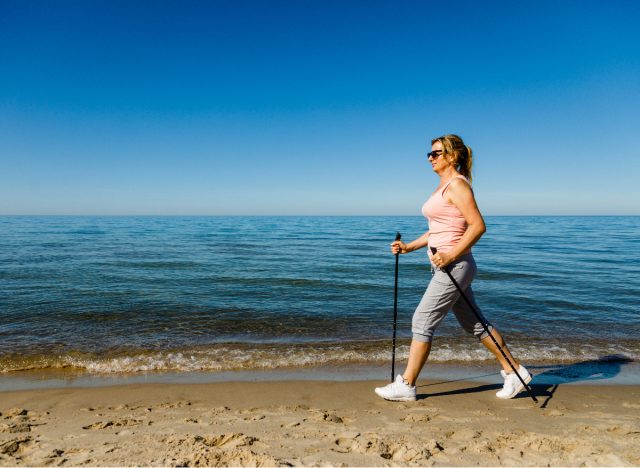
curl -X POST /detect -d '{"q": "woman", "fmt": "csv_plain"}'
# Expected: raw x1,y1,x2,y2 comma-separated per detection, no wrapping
375,134,531,402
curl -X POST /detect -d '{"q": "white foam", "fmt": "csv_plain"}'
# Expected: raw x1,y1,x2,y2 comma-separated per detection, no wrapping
1,340,637,374
52,342,639,374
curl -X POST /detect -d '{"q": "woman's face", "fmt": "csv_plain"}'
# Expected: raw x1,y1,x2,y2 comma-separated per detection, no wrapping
428,141,450,173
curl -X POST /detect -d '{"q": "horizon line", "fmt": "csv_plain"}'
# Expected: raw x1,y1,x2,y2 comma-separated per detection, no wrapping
1,213,639,218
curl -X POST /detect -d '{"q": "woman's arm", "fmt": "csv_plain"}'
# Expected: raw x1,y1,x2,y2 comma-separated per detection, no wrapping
391,231,430,254
432,178,486,266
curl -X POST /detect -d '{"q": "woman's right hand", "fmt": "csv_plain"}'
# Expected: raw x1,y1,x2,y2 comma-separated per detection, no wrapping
390,241,409,255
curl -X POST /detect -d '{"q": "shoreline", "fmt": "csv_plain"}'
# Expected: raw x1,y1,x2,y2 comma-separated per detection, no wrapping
2,358,638,393
1,379,638,466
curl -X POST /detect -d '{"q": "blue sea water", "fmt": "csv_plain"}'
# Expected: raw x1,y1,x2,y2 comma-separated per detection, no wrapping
0,216,638,377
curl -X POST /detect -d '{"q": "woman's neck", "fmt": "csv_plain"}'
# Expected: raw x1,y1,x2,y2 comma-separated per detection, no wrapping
438,166,459,183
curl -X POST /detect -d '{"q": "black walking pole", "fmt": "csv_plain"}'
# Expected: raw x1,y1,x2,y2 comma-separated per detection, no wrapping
391,232,401,382
430,247,538,403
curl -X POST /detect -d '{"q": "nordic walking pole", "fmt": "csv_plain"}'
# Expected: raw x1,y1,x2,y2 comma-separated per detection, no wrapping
391,232,401,382
430,247,538,403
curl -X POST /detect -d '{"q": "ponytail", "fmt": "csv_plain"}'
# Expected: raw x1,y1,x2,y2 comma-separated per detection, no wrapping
459,145,473,183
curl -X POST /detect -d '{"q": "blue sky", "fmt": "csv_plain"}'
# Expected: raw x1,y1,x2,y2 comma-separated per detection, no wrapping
1,0,639,215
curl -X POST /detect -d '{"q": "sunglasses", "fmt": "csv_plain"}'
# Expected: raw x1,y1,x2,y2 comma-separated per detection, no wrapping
427,150,443,159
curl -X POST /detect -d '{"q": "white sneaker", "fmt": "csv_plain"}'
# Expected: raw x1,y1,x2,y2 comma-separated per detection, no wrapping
496,365,532,399
374,375,416,401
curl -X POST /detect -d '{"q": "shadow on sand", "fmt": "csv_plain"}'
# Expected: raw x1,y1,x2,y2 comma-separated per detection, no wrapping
416,355,633,406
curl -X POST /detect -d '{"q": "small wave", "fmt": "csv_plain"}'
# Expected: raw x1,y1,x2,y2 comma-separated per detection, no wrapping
1,341,637,374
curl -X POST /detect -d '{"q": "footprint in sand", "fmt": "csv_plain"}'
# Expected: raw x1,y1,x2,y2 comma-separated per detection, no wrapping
0,409,42,435
237,407,260,415
333,431,362,453
309,410,344,424
107,405,127,411
607,425,640,436
204,433,258,449
445,428,482,441
0,422,32,433
334,433,442,463
42,451,68,467
274,404,310,412
43,447,90,466
388,444,436,463
280,418,306,428
2,408,28,419
204,406,232,417
400,413,431,423
47,448,65,458
0,436,33,457
185,448,287,467
244,414,266,421
162,432,258,451
82,419,142,430
335,433,375,453
157,400,192,409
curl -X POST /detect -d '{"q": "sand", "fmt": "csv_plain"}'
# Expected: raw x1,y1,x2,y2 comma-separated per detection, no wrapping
1,379,639,467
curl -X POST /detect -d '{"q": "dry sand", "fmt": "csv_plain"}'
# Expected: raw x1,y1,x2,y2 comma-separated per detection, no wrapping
1,379,639,466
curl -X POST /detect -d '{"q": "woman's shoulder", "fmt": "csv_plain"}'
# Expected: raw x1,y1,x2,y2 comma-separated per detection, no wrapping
444,176,474,203
448,175,471,190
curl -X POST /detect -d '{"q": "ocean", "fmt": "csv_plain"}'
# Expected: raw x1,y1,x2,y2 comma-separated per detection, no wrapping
1,216,638,385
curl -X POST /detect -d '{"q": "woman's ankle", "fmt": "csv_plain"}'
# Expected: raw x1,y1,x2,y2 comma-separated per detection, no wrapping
401,374,416,386
503,361,520,373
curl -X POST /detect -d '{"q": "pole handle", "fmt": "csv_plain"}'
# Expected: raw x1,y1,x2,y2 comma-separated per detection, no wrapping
395,232,402,241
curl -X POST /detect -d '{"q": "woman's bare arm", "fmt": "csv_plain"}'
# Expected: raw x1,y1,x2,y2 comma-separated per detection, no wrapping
391,231,430,254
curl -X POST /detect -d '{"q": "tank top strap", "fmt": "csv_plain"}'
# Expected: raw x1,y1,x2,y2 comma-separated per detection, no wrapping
440,175,470,196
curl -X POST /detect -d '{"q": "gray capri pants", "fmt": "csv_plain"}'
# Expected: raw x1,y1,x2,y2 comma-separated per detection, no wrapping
412,252,493,343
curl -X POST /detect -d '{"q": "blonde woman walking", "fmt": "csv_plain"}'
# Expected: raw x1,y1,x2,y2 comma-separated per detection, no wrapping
375,134,531,401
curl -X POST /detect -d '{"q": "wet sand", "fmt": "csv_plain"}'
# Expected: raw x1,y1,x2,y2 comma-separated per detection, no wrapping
1,379,639,466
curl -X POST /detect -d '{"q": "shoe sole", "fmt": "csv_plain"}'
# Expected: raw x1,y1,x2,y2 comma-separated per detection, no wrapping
374,390,416,402
496,374,533,399
380,396,417,402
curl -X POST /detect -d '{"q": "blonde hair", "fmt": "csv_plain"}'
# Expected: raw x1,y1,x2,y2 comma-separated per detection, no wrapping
432,134,473,183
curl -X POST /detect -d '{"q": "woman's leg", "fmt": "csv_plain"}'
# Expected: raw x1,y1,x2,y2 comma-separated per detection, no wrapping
446,258,531,398
481,328,520,373
451,288,524,374
451,285,522,372
402,339,431,386
407,256,477,385
407,281,455,385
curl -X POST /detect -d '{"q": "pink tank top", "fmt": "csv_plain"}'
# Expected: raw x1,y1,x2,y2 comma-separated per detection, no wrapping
422,175,470,255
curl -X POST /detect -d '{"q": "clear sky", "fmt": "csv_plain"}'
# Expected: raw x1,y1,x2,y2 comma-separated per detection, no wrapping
1,0,639,215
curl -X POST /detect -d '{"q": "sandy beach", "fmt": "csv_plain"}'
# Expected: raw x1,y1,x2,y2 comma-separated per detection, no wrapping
1,378,638,467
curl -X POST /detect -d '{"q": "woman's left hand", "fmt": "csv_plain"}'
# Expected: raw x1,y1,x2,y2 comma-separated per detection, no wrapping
431,251,453,269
